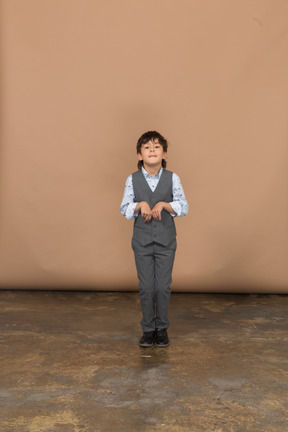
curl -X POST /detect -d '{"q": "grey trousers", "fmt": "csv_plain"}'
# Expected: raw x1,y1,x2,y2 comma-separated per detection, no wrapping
132,237,177,332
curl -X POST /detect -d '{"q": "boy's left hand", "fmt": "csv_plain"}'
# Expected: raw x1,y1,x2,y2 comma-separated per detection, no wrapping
152,202,164,221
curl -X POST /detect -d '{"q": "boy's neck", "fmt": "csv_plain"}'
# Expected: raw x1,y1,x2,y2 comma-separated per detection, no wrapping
143,163,162,177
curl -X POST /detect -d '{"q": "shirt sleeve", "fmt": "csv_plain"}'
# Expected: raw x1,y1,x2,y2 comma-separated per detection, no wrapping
169,173,189,217
120,175,139,220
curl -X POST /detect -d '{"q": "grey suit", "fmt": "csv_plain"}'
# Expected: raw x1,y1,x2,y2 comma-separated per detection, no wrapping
132,170,177,332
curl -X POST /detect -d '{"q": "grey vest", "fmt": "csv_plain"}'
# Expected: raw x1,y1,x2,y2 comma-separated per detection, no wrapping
132,169,176,246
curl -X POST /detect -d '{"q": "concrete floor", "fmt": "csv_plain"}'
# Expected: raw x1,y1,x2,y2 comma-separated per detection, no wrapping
0,291,288,432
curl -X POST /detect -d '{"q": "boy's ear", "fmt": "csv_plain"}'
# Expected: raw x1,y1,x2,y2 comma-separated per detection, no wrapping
162,152,167,160
137,152,143,161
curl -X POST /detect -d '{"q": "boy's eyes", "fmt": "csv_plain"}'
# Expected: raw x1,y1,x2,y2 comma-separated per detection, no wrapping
144,145,160,149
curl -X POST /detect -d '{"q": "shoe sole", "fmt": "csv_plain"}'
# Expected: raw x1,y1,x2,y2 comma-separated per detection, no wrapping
155,342,169,347
139,343,154,347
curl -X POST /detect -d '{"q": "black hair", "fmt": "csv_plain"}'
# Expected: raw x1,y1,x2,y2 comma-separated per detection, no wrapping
136,131,168,170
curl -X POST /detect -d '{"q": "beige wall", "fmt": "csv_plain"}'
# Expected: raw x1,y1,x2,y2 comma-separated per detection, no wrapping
1,0,288,292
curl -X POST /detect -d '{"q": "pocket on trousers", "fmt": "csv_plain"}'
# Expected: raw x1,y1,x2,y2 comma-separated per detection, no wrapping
131,237,141,251
167,237,177,251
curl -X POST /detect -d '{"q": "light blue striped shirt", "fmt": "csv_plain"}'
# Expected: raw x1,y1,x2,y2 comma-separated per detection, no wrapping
120,167,188,220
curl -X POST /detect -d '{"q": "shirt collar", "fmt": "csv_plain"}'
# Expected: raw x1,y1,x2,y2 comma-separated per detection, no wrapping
142,166,163,180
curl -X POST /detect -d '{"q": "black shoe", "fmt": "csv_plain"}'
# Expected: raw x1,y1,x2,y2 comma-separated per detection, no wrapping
139,331,155,347
155,329,169,347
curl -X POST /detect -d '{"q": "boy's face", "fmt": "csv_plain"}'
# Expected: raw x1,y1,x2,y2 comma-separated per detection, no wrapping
137,139,167,168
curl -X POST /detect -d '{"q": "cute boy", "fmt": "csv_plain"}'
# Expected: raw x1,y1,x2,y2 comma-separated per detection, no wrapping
120,131,188,347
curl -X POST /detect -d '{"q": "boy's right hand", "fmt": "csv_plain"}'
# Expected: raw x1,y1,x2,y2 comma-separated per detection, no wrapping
139,201,152,223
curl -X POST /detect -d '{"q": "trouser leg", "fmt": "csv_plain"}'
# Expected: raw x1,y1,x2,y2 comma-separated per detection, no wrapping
154,239,176,330
132,239,156,332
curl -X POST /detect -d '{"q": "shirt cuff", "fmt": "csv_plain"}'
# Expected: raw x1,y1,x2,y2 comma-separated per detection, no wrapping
169,201,181,217
125,202,138,219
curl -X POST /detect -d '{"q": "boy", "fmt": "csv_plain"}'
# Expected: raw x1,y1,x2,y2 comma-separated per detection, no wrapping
120,131,188,347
